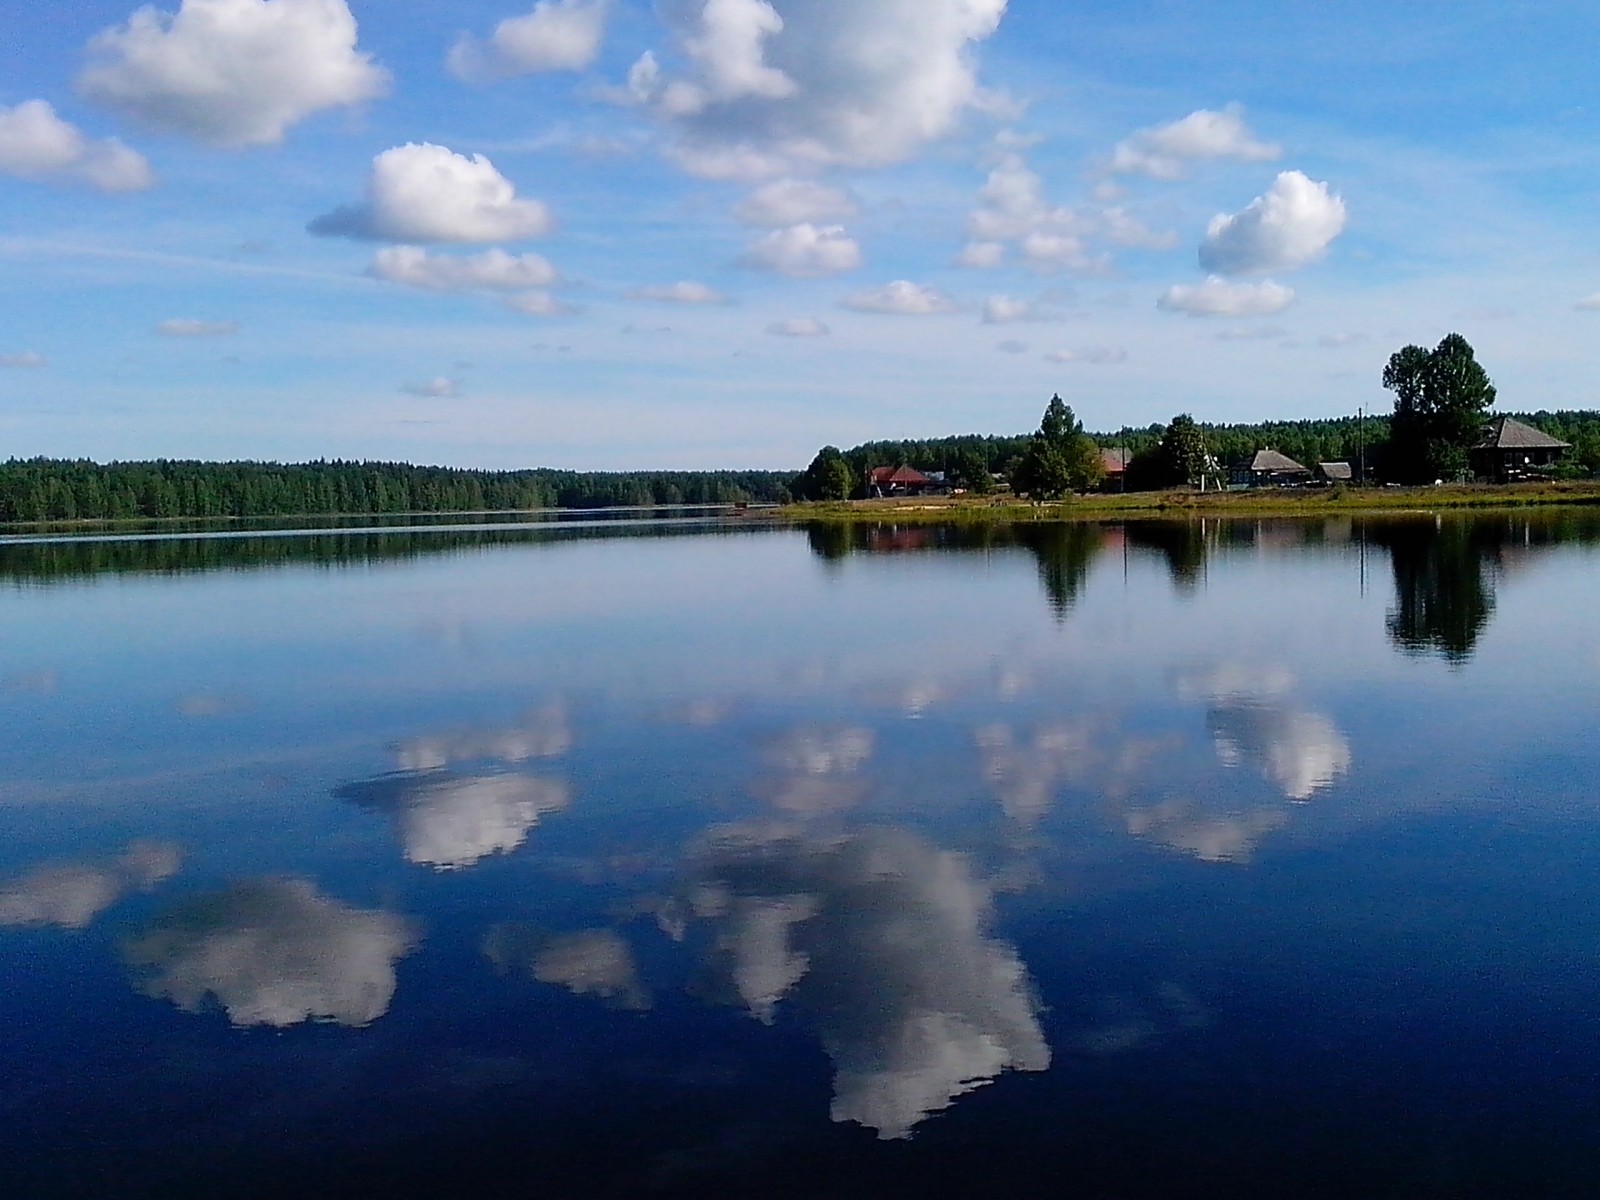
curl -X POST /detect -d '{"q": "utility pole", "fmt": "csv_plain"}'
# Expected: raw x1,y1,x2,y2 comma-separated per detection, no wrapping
1357,405,1365,485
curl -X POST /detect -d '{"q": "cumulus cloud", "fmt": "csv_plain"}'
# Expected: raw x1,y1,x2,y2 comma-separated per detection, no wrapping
0,100,154,192
956,241,1005,268
1199,170,1346,276
842,280,957,315
123,878,418,1027
1174,663,1351,802
765,317,829,336
1157,276,1295,318
683,825,1049,1139
505,290,579,316
739,222,862,277
342,709,576,868
963,151,1142,273
734,179,858,226
401,377,460,399
156,318,239,336
1208,704,1352,801
975,722,1096,826
310,143,554,244
625,0,1009,179
981,294,1056,324
1109,104,1280,180
485,924,650,1010
0,351,49,368
630,280,730,304
369,246,559,292
78,0,389,148
448,0,610,82
0,841,181,930
1045,345,1128,364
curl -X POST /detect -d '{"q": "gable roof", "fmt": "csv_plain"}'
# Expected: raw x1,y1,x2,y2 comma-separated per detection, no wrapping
1475,416,1571,450
867,464,933,485
1318,461,1353,480
1100,447,1132,472
1243,449,1309,473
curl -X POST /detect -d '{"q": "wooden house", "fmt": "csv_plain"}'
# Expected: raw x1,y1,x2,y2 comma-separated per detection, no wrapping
1469,417,1571,482
1230,449,1313,488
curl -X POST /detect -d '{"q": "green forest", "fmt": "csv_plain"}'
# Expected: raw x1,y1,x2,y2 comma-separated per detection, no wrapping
0,459,794,523
836,409,1600,486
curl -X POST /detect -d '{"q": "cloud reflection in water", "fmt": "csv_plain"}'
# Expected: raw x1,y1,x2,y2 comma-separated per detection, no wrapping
124,878,419,1028
0,840,181,930
681,824,1049,1139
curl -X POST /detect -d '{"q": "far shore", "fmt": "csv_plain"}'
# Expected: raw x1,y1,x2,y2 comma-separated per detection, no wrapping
780,480,1600,523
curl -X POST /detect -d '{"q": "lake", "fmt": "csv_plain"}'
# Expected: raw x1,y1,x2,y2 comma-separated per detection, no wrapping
3,510,1599,1198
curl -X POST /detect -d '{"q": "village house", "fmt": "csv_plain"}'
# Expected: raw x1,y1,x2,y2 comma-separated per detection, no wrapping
1470,416,1572,482
864,465,949,497
1230,449,1313,488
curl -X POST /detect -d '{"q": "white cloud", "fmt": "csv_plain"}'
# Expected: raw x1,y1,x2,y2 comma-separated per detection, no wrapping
310,143,554,244
0,841,181,930
1109,104,1280,180
1317,331,1367,348
0,100,154,192
1574,293,1600,312
739,222,862,278
1200,170,1346,276
156,318,239,336
956,241,1005,268
842,280,957,315
369,246,560,292
0,351,49,368
766,317,830,336
981,294,1055,324
1101,206,1179,250
394,704,572,771
401,377,459,398
395,775,570,870
505,290,579,316
686,826,1049,1139
1209,704,1352,801
78,0,389,148
487,924,650,1009
630,280,730,304
448,0,610,82
734,179,858,226
124,878,418,1027
1158,276,1295,318
963,151,1141,273
628,0,1009,179
1045,345,1127,364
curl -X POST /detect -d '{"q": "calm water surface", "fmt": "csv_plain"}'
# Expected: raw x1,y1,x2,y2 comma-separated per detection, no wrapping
3,512,1600,1198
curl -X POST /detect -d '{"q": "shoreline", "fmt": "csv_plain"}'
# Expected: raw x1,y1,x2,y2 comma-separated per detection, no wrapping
779,480,1600,523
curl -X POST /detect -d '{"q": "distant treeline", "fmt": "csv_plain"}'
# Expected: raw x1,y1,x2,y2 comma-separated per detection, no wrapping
0,459,794,523
842,410,1600,481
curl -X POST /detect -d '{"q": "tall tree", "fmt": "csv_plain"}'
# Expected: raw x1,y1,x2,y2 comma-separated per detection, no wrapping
1158,414,1214,488
1382,333,1496,483
792,445,856,501
1013,394,1103,499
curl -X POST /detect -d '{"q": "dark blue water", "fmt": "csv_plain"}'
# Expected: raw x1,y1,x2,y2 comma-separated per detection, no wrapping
3,511,1599,1198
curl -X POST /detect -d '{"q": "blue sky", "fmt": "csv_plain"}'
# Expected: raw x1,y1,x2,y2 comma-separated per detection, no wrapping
3,0,1599,470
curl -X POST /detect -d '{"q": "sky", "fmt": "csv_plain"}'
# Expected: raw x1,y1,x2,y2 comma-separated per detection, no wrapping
3,0,1600,471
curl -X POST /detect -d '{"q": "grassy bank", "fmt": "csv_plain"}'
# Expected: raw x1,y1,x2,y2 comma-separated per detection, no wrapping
782,480,1600,524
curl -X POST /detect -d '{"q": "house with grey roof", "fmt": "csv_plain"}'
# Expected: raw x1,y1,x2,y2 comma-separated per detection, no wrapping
1230,449,1313,488
1469,417,1571,482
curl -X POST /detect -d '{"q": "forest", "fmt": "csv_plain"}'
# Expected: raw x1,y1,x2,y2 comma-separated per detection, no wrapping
0,459,794,523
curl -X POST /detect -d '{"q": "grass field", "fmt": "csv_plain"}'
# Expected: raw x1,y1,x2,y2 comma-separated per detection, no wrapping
781,480,1600,524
